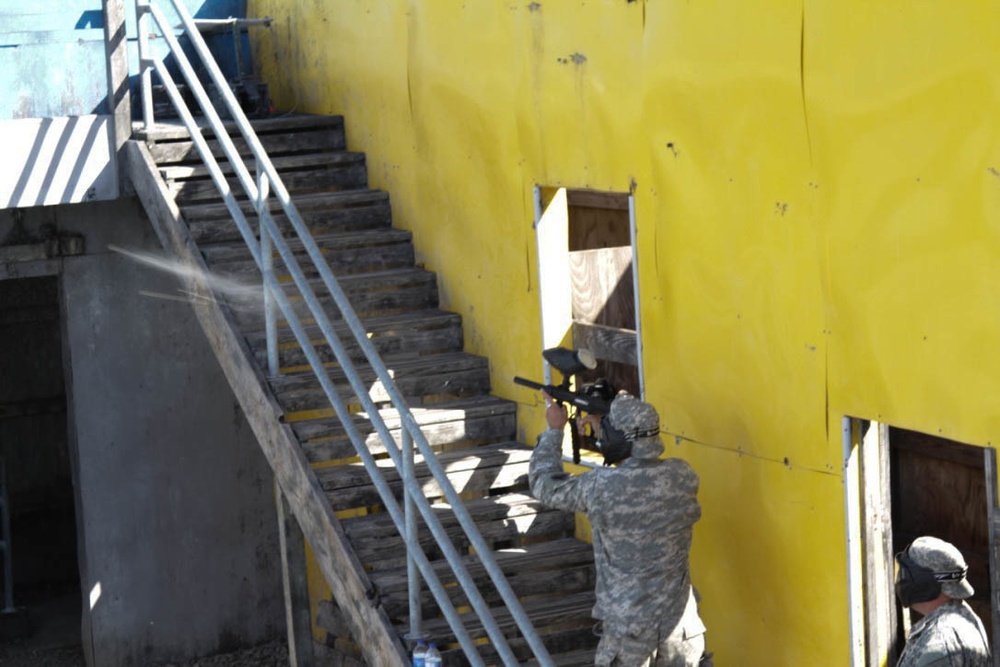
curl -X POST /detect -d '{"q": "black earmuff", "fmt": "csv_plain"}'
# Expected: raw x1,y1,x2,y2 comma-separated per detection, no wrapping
597,419,632,466
895,547,942,606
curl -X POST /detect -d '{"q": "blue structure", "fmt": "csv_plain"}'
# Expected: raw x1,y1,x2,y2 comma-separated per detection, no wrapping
0,1,260,207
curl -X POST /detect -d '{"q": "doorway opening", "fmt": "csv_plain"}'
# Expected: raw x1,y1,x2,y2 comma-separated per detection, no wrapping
0,276,81,656
890,427,994,648
845,418,998,666
533,187,643,458
564,189,640,398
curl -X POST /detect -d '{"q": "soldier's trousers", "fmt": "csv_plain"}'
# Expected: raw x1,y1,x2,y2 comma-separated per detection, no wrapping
593,589,710,667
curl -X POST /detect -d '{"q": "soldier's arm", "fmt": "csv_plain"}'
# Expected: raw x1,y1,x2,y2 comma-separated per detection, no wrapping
528,427,591,512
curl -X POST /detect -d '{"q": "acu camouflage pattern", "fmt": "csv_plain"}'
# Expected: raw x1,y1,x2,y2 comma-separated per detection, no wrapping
907,536,976,600
529,395,705,665
897,600,991,667
607,394,664,461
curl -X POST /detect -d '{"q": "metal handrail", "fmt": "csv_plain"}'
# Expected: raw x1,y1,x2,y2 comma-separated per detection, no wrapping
134,2,555,665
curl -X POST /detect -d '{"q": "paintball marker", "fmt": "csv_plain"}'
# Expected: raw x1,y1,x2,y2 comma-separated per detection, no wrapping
514,347,615,464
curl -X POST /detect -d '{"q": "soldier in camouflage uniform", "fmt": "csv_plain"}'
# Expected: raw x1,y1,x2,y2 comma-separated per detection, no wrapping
895,536,991,667
529,392,709,667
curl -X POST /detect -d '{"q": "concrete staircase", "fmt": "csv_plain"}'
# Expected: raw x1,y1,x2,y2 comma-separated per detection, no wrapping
124,114,599,666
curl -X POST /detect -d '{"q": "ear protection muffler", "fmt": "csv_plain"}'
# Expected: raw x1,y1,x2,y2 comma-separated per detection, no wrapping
597,417,660,466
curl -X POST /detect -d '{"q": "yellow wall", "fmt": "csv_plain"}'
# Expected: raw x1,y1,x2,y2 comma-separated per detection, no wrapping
249,2,1000,663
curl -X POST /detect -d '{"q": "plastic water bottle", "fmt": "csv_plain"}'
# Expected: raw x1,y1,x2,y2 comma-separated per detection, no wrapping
411,639,428,667
425,642,442,667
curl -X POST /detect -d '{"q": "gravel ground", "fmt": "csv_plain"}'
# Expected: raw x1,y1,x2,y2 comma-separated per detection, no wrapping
0,642,86,667
0,639,289,667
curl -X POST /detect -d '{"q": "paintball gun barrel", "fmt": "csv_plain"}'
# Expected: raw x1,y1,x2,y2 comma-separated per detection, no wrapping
511,376,610,415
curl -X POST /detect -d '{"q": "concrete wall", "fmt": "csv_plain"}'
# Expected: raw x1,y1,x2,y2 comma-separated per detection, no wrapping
0,198,284,665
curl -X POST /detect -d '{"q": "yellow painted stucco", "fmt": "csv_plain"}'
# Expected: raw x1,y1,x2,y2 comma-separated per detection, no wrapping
248,2,1000,664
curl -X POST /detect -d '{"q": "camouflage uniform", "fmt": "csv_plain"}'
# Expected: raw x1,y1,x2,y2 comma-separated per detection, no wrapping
896,600,991,667
897,536,991,667
529,395,707,666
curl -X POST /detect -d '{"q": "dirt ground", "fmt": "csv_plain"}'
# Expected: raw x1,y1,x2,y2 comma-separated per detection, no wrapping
0,639,289,667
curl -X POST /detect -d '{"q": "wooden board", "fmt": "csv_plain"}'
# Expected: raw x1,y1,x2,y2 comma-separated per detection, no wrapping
136,114,346,142
229,268,440,329
202,229,415,279
341,493,576,570
568,247,634,327
571,321,636,367
314,442,532,509
148,124,347,164
294,395,517,463
372,538,595,618
565,189,629,211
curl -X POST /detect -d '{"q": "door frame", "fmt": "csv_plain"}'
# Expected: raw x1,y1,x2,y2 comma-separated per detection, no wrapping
845,416,1000,666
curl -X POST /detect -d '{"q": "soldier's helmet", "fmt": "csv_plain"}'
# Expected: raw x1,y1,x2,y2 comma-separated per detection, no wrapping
908,536,975,599
608,394,664,460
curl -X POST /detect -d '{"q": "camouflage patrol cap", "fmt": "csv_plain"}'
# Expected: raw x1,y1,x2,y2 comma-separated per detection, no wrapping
908,536,975,600
608,394,663,460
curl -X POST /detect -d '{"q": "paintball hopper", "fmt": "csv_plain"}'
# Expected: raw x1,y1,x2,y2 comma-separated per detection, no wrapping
542,347,597,379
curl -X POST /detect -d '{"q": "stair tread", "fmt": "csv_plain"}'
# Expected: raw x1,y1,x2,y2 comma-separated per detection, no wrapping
270,351,487,392
371,538,593,593
162,151,366,180
243,308,460,345
342,492,577,571
200,229,414,277
292,394,514,442
294,395,516,463
318,443,532,511
268,265,437,295
314,441,531,491
371,538,596,627
342,492,555,537
181,188,389,222
137,112,346,141
420,589,596,641
246,309,464,379
229,267,440,328
202,228,412,260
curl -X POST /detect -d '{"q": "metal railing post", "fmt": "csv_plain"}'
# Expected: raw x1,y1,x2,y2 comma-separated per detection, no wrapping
402,427,423,643
135,1,155,130
257,161,279,377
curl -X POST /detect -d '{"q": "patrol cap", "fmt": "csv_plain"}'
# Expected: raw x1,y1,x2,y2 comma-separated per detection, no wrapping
608,394,663,460
908,536,975,600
